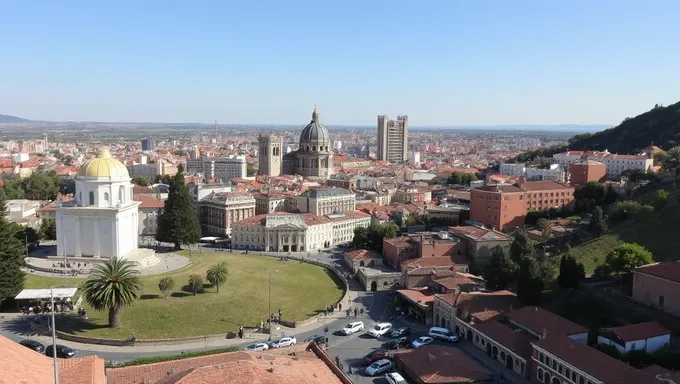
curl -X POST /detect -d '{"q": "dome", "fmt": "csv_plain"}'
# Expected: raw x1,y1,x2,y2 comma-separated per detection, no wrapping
76,148,130,179
300,107,331,143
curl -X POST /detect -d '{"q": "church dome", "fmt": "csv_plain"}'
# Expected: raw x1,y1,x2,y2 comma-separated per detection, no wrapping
300,107,331,144
76,148,130,179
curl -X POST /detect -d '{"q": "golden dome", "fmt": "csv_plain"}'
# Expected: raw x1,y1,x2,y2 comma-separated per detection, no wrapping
76,148,130,179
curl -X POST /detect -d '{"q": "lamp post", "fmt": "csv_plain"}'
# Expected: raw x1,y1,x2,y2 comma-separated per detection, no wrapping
268,270,278,341
50,287,59,384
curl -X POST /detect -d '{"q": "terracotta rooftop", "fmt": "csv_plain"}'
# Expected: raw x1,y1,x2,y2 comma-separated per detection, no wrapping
394,346,492,383
533,335,658,384
520,180,574,191
455,290,520,322
506,306,587,337
634,261,680,284
606,321,671,342
396,289,435,308
449,225,510,241
475,185,525,193
135,194,165,209
432,274,483,290
401,256,457,270
344,249,381,261
472,320,534,359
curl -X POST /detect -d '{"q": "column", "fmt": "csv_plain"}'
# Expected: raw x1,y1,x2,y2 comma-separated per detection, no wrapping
112,217,118,257
265,230,270,251
94,218,100,257
74,218,82,257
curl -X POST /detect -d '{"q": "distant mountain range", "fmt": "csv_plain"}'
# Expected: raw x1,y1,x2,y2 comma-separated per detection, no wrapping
0,114,29,123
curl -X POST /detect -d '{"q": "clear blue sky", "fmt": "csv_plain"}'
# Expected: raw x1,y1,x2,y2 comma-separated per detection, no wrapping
1,0,679,126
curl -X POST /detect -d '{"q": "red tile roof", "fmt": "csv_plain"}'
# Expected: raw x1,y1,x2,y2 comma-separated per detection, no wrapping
449,225,511,241
345,249,381,261
634,261,680,283
396,289,435,308
472,320,534,359
607,321,671,342
432,274,483,290
506,306,587,337
455,291,520,322
394,346,492,383
135,194,165,209
533,335,657,384
521,181,574,191
401,256,456,270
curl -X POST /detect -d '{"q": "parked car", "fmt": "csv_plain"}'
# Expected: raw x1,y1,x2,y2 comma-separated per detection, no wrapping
411,336,434,348
389,327,412,338
45,345,76,359
429,326,456,341
304,335,327,345
244,342,269,352
382,336,410,350
268,337,296,348
385,372,408,384
19,339,45,353
360,349,392,365
365,359,394,376
368,322,392,338
340,321,364,335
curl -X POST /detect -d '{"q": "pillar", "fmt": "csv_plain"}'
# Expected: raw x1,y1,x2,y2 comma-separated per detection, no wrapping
94,218,100,257
74,218,82,257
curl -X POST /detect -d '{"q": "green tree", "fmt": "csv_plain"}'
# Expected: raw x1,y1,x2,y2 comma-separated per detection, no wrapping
652,189,669,210
14,226,39,245
588,206,607,237
352,223,399,252
352,227,368,248
188,274,204,295
206,262,228,293
558,253,585,289
131,176,152,187
517,257,545,305
21,169,61,200
39,219,57,240
82,258,142,328
158,277,175,299
662,146,680,175
60,179,75,195
574,181,606,213
482,246,518,290
447,172,477,185
0,191,26,305
154,174,173,185
1,178,24,199
156,164,201,250
509,230,534,263
605,242,653,273
246,163,258,177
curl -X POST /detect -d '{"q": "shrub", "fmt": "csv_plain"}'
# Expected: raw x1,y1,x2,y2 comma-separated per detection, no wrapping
594,343,622,359
652,347,680,370
105,346,240,367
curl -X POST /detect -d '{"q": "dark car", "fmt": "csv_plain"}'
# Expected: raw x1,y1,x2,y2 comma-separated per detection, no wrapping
45,345,76,359
382,336,410,350
390,327,412,338
19,339,45,353
360,349,393,365
304,335,327,345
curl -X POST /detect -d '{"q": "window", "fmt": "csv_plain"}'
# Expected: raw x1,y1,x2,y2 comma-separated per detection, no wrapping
579,377,585,384
539,353,545,364
104,192,109,202
537,368,544,381
659,296,665,308
89,191,95,205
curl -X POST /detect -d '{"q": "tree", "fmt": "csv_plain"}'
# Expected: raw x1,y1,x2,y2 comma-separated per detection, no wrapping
21,169,61,200
588,207,607,237
131,176,152,187
1,178,24,199
482,246,518,290
156,164,201,250
447,172,477,186
662,146,680,175
0,191,25,305
39,219,57,240
206,262,228,293
558,253,585,289
509,230,534,263
246,163,258,177
605,242,653,273
82,258,142,328
352,223,399,252
14,226,39,245
157,277,175,299
517,257,544,305
188,274,204,295
652,189,669,210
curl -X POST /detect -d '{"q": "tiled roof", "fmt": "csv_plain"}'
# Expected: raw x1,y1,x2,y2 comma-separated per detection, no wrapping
533,335,658,384
135,194,165,209
433,274,483,290
472,320,534,359
455,290,520,322
607,321,671,342
394,346,492,383
506,306,587,337
396,289,435,308
475,185,525,193
401,256,456,270
301,187,353,198
345,249,381,261
449,225,510,241
521,181,574,191
60,356,106,384
634,261,680,283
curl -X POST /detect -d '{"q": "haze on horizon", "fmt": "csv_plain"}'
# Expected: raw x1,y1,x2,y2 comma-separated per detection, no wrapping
0,1,678,126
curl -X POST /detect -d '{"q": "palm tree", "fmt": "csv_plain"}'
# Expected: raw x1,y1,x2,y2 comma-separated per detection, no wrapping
82,258,142,328
158,277,175,299
188,274,204,295
206,262,228,293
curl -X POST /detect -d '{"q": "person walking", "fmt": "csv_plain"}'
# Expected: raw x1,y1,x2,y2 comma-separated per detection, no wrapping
354,307,358,317
131,332,137,346
335,356,340,367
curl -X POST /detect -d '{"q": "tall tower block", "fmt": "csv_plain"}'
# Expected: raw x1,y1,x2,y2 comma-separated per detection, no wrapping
377,114,408,163
258,135,283,176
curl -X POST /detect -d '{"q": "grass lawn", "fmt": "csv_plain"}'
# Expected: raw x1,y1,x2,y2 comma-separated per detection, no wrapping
24,252,344,339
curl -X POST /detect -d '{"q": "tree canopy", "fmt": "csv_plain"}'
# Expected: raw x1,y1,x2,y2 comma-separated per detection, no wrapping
82,258,142,328
509,230,534,263
604,242,653,274
558,253,585,289
588,206,608,237
517,257,545,305
446,172,477,185
0,191,25,305
246,163,258,177
352,222,399,252
131,175,152,186
156,164,202,250
482,246,518,290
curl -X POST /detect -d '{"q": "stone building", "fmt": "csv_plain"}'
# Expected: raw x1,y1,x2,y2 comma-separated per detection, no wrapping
296,188,355,216
258,135,283,176
198,192,256,236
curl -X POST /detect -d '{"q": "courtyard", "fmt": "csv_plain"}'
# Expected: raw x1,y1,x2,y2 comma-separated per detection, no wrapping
23,251,344,339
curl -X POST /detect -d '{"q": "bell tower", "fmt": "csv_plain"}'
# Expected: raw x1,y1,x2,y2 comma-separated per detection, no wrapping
258,135,283,176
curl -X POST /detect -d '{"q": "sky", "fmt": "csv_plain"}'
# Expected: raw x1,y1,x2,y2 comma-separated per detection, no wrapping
1,1,679,126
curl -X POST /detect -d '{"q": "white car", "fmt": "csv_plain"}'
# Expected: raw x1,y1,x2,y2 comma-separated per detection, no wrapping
244,342,269,352
411,336,434,348
269,337,297,348
341,321,364,335
368,322,392,338
365,359,393,376
385,372,407,384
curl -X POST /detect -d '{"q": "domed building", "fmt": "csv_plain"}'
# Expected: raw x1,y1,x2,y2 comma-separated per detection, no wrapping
55,148,141,260
264,107,334,178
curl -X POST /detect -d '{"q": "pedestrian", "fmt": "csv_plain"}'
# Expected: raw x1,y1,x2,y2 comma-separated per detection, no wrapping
131,332,137,346
354,307,358,317
325,337,329,345
335,356,340,367
338,303,342,311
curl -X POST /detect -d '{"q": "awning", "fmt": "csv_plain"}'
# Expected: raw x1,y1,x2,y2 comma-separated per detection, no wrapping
14,288,78,300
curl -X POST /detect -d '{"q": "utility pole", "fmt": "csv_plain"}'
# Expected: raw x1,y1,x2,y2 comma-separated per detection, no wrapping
268,270,272,341
50,288,59,384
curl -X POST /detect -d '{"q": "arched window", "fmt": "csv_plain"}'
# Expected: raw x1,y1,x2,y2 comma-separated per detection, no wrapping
119,186,125,203
88,191,95,206
312,146,316,152
104,192,109,202
306,146,310,152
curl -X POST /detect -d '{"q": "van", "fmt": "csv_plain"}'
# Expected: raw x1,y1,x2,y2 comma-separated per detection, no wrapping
428,326,454,341
385,372,407,384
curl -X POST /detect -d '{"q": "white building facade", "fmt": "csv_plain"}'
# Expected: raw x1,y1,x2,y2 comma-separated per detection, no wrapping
296,188,356,216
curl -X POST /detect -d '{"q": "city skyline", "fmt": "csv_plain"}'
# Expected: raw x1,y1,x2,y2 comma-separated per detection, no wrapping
1,1,679,125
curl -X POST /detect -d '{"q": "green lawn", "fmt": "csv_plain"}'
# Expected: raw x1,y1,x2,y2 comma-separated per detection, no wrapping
24,252,344,339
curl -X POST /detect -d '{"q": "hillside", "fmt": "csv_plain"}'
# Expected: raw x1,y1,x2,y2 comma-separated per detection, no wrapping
569,180,680,274
0,114,29,123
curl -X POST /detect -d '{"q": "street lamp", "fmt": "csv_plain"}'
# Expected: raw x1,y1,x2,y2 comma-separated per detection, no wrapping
268,269,278,341
50,287,59,384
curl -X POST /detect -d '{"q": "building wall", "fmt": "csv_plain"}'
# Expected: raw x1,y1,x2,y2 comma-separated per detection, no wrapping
258,135,283,176
433,296,456,330
417,240,465,259
569,163,607,186
459,323,528,379
382,240,417,268
532,347,598,384
632,272,680,317
525,187,575,211
469,239,512,270
377,115,408,163
470,189,526,231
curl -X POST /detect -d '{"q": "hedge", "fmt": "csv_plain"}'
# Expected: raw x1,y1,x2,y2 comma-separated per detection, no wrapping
105,346,241,368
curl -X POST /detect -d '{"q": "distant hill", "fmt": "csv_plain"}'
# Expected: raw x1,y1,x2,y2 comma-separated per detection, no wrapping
0,114,29,123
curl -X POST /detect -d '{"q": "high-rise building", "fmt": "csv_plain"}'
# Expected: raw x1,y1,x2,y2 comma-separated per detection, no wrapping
377,115,408,163
141,138,155,151
258,135,283,176
203,155,247,182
